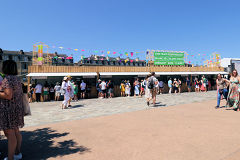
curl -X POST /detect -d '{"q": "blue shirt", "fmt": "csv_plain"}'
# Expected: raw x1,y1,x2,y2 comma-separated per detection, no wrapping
168,80,172,88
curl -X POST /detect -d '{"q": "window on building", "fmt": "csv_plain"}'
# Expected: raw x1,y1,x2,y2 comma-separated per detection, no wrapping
24,56,28,62
3,55,9,60
22,63,27,69
13,56,19,61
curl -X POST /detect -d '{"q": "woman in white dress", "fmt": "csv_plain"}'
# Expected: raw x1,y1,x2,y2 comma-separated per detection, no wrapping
125,80,131,97
145,75,152,106
61,77,71,109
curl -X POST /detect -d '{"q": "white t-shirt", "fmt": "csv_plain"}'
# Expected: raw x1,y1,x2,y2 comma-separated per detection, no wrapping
100,82,107,90
80,82,86,90
54,85,61,92
67,81,74,93
35,84,42,93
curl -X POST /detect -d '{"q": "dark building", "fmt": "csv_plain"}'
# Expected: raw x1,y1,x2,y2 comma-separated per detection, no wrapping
78,55,146,67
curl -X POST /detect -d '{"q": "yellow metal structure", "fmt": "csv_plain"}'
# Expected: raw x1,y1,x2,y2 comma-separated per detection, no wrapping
32,42,50,65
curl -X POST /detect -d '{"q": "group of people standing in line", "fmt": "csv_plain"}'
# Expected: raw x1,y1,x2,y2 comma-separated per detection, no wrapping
167,75,210,94
96,79,114,98
28,78,88,104
119,76,164,98
118,72,159,106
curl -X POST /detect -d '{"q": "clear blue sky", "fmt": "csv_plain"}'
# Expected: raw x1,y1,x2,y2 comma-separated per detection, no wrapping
1,0,240,62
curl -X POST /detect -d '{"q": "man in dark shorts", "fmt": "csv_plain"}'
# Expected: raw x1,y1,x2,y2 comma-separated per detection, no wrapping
100,80,107,98
186,77,191,92
96,79,102,98
107,80,114,98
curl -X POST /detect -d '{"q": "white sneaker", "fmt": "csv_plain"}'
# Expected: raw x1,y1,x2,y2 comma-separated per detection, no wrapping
14,153,22,159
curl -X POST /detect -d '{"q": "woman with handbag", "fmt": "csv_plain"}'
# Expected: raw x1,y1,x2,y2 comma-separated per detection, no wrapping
225,69,240,111
0,60,24,160
216,74,229,109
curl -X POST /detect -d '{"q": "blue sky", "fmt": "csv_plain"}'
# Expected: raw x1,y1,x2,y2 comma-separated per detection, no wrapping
0,0,240,63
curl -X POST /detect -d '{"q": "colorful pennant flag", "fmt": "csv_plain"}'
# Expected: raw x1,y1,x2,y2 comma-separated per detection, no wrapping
74,49,78,51
130,52,133,57
107,51,110,54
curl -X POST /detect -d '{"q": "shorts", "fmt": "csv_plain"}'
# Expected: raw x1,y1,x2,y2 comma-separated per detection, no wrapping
55,91,61,97
80,89,86,93
43,91,49,95
159,87,163,89
203,83,206,87
174,87,178,91
108,88,114,93
195,85,199,88
141,88,145,91
28,92,33,98
150,89,157,98
102,89,107,93
97,88,102,93
187,85,191,89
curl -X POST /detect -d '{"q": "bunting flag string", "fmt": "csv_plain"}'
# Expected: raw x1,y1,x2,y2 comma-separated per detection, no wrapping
47,44,220,66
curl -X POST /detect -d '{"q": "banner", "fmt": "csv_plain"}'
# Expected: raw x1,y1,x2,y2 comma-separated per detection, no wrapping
154,52,185,65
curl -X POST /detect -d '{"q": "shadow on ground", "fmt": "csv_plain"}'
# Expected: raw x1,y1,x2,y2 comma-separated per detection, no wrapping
68,105,84,109
152,102,167,107
0,127,90,160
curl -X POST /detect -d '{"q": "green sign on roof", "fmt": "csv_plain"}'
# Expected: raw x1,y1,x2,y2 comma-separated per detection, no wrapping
154,52,185,65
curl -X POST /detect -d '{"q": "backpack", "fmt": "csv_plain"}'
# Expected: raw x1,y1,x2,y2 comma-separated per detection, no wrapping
148,77,154,89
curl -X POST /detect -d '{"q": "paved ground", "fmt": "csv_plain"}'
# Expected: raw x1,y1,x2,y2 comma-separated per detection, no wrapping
25,91,218,127
1,97,240,160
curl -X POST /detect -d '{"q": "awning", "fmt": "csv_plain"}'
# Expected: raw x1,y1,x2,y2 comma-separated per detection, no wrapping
99,72,150,76
155,71,228,75
27,72,97,77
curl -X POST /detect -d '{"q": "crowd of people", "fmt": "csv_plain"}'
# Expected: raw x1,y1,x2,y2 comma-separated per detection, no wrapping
28,74,214,104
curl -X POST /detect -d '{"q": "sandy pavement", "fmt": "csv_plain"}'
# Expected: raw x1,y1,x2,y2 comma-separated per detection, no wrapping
1,99,239,160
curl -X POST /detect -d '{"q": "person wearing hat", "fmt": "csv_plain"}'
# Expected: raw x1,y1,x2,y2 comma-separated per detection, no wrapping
54,82,61,101
66,76,74,106
61,77,69,109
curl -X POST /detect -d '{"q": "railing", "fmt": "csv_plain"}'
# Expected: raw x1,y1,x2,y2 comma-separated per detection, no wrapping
28,65,224,73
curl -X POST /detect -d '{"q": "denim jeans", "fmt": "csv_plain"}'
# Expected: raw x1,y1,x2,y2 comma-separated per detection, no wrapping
217,88,228,107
